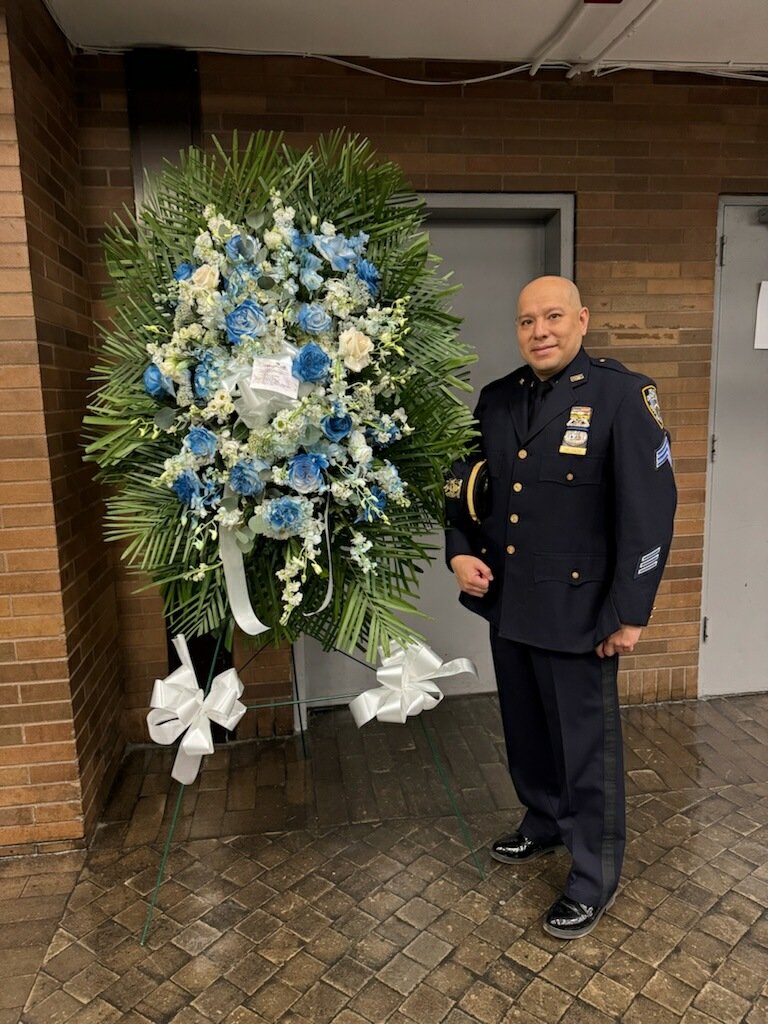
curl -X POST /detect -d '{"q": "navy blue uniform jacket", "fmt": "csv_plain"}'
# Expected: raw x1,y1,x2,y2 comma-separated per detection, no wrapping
445,346,677,653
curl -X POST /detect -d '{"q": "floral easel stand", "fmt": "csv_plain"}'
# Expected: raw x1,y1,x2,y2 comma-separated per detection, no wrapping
140,632,482,944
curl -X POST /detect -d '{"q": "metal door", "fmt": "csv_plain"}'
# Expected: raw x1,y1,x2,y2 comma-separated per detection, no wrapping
701,199,768,695
295,213,549,706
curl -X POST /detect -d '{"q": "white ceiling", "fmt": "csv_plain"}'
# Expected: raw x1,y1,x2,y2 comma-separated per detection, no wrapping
43,0,768,81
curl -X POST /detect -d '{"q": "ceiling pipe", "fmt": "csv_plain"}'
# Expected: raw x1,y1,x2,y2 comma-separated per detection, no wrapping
529,0,589,76
566,0,667,78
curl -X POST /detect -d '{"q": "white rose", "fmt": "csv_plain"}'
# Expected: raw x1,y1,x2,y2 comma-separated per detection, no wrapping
191,264,219,291
338,328,374,373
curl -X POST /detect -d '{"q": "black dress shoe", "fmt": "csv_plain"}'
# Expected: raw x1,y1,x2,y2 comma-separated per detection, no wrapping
543,892,616,939
490,830,564,864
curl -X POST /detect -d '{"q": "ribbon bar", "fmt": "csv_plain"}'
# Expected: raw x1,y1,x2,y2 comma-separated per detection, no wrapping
349,641,477,727
147,634,246,784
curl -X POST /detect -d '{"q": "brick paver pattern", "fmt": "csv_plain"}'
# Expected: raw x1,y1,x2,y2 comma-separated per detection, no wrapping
3,692,767,1024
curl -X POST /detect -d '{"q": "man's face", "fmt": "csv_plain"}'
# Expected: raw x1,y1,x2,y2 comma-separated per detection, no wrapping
516,279,589,380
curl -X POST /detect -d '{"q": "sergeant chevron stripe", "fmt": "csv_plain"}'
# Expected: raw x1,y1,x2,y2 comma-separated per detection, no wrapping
636,546,661,577
655,434,672,469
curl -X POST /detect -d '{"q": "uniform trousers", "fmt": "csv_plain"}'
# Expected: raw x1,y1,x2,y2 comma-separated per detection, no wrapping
489,626,625,907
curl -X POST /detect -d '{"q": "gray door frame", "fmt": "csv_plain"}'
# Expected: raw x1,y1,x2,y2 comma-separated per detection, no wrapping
700,194,768,696
423,192,574,280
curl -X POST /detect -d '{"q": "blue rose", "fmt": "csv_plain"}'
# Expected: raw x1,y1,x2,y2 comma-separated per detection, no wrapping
226,298,267,344
356,485,387,523
296,302,332,334
299,251,324,292
356,258,380,296
225,235,241,262
143,364,175,399
313,233,357,272
287,452,329,494
184,426,218,460
321,412,352,442
171,469,202,505
193,356,217,401
292,342,330,383
173,262,194,281
290,229,312,252
348,231,369,256
229,459,268,497
227,264,260,301
264,496,306,536
225,234,258,262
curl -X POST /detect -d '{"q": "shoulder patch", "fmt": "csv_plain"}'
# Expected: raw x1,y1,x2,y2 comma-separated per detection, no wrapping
642,384,664,429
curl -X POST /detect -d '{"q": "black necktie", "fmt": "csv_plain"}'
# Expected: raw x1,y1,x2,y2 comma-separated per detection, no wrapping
528,378,553,429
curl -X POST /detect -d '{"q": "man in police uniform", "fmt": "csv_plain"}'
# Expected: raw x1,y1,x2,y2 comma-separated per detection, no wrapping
446,276,676,939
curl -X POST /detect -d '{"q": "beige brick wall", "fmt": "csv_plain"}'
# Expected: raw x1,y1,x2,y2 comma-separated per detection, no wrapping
0,4,83,851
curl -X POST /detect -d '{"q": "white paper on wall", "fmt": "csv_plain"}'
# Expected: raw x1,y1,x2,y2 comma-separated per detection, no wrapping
754,281,768,350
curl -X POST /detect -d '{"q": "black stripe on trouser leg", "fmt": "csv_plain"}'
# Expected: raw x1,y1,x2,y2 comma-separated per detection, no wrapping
600,654,621,906
530,647,625,906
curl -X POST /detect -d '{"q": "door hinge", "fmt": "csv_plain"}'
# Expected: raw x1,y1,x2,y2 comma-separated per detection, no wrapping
702,616,709,643
710,434,717,463
718,234,726,266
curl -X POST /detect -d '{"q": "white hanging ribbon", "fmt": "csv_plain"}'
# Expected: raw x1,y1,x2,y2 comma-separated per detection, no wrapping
219,516,271,637
147,634,247,784
349,642,477,727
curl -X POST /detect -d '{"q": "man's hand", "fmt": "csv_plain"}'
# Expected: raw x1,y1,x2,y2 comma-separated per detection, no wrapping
450,555,494,598
596,624,643,658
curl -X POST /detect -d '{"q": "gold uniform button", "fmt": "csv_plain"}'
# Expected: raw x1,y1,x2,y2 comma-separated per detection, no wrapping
566,472,574,481
518,448,528,459
509,513,519,524
571,571,580,580
513,482,523,493
506,545,516,555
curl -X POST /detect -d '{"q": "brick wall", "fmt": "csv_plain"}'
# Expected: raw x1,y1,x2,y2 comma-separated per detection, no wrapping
198,54,768,704
0,7,78,852
0,0,126,851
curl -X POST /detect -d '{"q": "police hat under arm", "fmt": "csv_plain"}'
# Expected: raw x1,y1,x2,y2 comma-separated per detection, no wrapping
444,457,491,534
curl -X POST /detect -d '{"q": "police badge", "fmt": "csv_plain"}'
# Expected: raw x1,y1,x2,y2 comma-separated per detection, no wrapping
559,429,589,456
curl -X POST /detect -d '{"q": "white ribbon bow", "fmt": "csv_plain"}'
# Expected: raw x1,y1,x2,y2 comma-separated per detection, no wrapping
147,635,247,784
349,642,477,727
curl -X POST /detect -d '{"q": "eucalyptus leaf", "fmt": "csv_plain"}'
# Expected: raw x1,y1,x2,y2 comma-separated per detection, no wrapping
245,210,266,231
153,407,177,430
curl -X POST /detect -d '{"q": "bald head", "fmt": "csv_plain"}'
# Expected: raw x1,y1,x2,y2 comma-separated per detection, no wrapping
517,276,583,317
515,276,589,380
